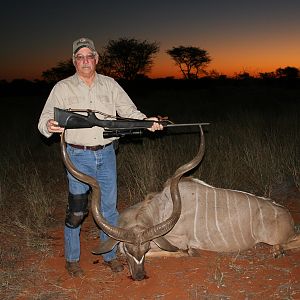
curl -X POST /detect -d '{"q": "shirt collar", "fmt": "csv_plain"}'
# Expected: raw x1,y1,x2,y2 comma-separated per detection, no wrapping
73,73,103,87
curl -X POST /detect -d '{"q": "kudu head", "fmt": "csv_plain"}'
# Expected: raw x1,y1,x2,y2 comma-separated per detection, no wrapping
60,126,205,280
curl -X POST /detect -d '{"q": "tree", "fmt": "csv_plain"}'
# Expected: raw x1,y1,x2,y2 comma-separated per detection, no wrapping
166,46,211,79
259,71,276,80
41,38,159,82
206,69,227,79
275,66,299,79
234,71,252,80
42,59,75,84
99,38,159,80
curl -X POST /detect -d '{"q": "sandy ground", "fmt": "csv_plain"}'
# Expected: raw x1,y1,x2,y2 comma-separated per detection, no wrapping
8,187,300,300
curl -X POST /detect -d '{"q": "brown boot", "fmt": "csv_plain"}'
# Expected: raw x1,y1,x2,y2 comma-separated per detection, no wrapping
104,259,124,273
65,261,85,277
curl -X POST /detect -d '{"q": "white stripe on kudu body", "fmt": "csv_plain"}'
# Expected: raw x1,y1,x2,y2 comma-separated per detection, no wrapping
155,177,298,253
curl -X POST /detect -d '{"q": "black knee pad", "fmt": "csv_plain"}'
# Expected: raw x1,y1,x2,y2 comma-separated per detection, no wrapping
65,192,89,228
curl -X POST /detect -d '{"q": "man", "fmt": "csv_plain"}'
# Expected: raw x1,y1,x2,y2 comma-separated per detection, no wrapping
38,37,162,277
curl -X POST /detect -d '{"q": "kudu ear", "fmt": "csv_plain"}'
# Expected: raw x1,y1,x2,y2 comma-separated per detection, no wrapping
153,237,179,252
91,237,119,255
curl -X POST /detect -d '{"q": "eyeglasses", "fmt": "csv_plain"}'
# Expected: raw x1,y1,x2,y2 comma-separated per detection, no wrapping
74,54,96,62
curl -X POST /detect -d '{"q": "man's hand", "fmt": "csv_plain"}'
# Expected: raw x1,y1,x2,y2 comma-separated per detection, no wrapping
144,117,164,132
47,119,64,133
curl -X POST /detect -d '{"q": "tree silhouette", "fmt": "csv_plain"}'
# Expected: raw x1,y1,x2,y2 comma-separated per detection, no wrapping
166,46,211,79
259,71,276,80
42,59,75,84
234,71,253,80
259,67,299,80
275,66,299,79
99,38,159,80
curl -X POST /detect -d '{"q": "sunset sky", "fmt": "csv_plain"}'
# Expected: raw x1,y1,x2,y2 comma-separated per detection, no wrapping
1,0,300,81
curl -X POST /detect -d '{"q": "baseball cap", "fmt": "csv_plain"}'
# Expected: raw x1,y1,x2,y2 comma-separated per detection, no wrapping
73,37,96,55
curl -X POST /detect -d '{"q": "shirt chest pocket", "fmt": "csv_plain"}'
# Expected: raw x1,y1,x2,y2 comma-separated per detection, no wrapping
65,96,89,109
91,93,114,112
95,93,112,105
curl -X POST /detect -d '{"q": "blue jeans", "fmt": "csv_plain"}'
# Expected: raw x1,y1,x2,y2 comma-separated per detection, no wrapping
64,143,118,262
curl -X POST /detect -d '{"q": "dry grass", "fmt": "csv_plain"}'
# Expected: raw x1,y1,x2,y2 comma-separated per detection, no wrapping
0,83,299,298
117,108,300,205
0,97,64,299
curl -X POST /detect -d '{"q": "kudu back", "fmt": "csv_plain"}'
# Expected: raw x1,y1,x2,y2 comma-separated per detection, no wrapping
60,128,300,281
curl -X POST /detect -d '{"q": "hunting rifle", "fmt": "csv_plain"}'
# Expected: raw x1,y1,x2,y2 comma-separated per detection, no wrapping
54,107,209,138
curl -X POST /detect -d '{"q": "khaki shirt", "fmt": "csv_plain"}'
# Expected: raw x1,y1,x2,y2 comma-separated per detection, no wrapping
38,73,146,146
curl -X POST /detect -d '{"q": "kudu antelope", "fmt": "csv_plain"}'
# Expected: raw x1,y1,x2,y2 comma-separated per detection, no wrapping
60,128,300,281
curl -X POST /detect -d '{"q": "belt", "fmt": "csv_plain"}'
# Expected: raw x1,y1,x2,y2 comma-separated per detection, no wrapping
68,142,112,151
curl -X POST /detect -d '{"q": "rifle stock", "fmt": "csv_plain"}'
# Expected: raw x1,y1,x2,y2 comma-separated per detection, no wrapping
54,107,164,129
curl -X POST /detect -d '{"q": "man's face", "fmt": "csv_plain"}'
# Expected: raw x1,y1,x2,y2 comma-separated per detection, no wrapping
73,47,98,77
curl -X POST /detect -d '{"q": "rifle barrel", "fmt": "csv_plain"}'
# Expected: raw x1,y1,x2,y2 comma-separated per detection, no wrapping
165,123,210,128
